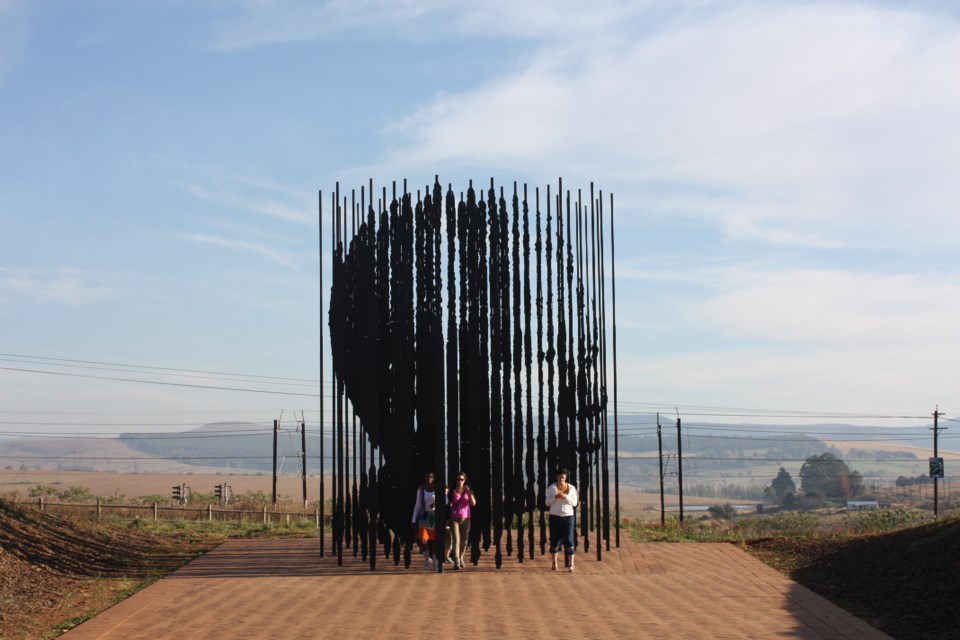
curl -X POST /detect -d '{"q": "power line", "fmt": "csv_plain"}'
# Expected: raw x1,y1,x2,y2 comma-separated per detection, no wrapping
4,454,317,461
0,365,320,397
0,352,320,384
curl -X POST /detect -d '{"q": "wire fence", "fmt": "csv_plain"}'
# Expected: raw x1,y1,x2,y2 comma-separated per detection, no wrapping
28,498,325,526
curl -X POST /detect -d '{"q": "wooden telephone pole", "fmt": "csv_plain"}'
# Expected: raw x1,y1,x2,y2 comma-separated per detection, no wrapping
931,406,947,517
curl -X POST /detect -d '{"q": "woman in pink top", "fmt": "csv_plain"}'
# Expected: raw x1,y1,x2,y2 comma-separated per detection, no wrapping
448,470,477,569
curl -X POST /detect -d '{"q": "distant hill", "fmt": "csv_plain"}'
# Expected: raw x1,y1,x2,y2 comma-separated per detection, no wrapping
2,419,952,478
0,436,225,474
119,422,318,474
611,420,958,496
0,422,321,474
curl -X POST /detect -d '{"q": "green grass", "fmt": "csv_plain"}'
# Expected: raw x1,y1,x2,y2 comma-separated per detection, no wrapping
624,507,945,544
848,507,923,533
50,612,96,636
123,516,321,542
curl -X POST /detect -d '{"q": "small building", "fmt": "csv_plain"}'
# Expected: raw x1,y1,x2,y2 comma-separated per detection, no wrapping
846,500,879,511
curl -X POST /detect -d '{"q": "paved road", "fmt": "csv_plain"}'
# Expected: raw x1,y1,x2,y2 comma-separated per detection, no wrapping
62,536,891,639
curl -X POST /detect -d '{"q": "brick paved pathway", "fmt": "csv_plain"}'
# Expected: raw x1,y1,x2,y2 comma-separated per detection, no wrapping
62,537,891,639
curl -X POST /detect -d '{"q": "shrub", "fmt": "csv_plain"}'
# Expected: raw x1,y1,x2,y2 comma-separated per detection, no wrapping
708,503,737,520
57,486,99,503
849,508,924,534
27,485,59,499
731,511,819,538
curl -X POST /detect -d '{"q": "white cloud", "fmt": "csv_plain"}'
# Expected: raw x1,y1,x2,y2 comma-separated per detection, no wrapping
372,2,960,250
617,340,952,422
688,268,960,347
611,263,960,419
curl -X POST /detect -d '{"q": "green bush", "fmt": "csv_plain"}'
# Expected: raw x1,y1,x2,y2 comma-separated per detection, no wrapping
28,485,100,503
849,508,924,534
731,511,819,538
708,504,737,520
27,485,59,499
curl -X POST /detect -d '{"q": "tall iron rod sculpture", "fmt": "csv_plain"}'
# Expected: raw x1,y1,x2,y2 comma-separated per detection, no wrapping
323,177,618,569
318,190,325,557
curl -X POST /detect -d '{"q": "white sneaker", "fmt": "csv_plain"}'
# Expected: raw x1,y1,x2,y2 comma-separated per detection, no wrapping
422,554,431,570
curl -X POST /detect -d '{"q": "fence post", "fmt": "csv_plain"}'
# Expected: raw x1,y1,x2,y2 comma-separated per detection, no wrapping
97,500,102,521
153,502,158,522
262,506,267,524
208,504,213,522
316,509,320,528
39,497,44,512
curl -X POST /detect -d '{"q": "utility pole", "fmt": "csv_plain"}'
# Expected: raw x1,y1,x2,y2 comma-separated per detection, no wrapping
676,411,684,523
931,406,947,517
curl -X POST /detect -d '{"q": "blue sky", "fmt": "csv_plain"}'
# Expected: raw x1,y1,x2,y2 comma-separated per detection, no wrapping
1,0,958,435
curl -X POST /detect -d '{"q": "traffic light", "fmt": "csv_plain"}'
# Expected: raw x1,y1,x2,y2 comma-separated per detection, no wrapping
172,485,182,502
214,484,223,501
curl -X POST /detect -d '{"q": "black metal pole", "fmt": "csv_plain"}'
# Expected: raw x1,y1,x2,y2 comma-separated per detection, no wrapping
272,418,278,504
657,414,665,526
677,414,684,523
609,194,620,545
319,189,325,557
301,418,308,507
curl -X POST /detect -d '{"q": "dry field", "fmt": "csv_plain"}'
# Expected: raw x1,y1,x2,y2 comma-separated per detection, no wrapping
0,469,722,517
0,470,320,503
0,437,233,474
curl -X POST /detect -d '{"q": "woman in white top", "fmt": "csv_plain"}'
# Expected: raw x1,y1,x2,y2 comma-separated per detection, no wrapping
411,471,438,569
544,468,579,572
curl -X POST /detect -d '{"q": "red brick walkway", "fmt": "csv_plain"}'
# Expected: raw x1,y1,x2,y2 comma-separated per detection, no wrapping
62,537,891,639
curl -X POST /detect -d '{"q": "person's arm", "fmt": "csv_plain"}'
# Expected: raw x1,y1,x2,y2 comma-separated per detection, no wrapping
545,484,558,507
468,488,477,507
567,485,579,509
411,487,423,523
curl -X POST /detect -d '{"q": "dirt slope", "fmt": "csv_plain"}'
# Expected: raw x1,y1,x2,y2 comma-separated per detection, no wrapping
3,498,958,640
747,516,960,640
0,501,214,638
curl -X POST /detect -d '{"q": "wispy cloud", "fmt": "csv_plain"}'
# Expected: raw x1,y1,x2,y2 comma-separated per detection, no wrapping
203,0,447,51
0,267,114,303
203,0,683,50
187,184,312,224
174,232,299,269
177,176,313,268
0,0,28,84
